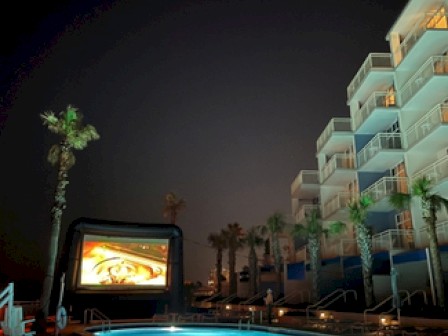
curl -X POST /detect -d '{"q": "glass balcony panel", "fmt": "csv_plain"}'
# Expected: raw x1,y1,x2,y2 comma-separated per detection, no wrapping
353,91,397,131
406,104,448,149
296,204,320,224
322,192,357,219
415,220,448,248
412,155,448,185
362,177,408,203
398,6,448,61
400,56,448,106
320,154,355,183
316,118,352,153
357,133,403,168
347,53,393,102
372,229,414,252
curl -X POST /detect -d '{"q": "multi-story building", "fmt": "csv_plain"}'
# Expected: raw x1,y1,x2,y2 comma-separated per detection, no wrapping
287,0,448,303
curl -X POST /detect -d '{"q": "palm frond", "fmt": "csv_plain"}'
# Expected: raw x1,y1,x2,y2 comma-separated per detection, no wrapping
412,177,431,197
328,221,347,235
389,192,411,210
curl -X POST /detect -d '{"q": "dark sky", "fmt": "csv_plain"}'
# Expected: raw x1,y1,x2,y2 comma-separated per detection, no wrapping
0,0,408,284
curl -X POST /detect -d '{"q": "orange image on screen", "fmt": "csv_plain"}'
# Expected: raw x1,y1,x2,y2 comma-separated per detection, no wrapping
80,238,168,286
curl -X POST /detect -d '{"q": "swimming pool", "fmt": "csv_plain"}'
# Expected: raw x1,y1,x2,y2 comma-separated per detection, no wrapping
90,325,322,336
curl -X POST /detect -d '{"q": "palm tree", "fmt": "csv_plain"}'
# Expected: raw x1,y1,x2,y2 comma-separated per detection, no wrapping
223,223,245,295
244,225,264,296
390,176,448,309
40,105,99,317
163,192,186,224
207,230,228,293
261,212,286,297
348,195,374,307
291,209,346,303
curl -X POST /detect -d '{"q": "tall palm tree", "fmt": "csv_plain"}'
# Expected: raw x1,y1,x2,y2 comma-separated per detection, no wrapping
163,192,186,224
390,176,448,309
348,195,374,307
40,105,99,317
207,230,228,293
243,225,264,296
261,212,286,297
223,223,245,295
291,209,346,303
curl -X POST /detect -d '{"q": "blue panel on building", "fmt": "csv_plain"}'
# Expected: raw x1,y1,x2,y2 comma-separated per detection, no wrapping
322,256,340,266
393,249,427,264
343,256,361,268
287,262,305,280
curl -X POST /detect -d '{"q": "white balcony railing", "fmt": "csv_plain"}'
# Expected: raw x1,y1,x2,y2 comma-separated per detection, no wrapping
357,133,403,168
400,56,448,106
412,155,448,185
397,5,448,62
361,176,408,203
372,229,415,252
322,192,357,219
415,220,448,248
291,170,319,195
320,154,355,183
352,91,397,131
316,118,352,153
347,53,393,102
405,103,448,149
296,204,320,224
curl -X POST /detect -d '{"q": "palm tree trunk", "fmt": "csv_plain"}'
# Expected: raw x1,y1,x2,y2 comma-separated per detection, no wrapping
309,236,321,303
427,207,445,308
217,249,223,293
272,234,282,297
357,224,374,307
40,145,69,317
229,247,236,295
249,247,258,296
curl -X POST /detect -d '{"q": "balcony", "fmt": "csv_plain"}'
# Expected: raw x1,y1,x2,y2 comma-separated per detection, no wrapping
397,5,448,70
352,91,399,134
412,155,448,195
322,192,357,221
347,53,394,103
291,170,320,199
357,133,404,171
405,103,448,150
316,118,353,154
320,154,356,185
361,176,408,212
294,204,320,224
415,220,448,248
322,238,357,259
372,229,415,253
400,56,448,109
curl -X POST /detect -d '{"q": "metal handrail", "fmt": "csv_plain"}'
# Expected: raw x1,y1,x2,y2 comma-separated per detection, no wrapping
363,290,410,323
239,291,264,306
274,289,310,306
84,308,111,332
202,292,222,302
305,288,344,320
315,289,357,312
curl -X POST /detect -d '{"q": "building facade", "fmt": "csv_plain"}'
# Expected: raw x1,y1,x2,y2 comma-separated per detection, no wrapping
288,0,448,303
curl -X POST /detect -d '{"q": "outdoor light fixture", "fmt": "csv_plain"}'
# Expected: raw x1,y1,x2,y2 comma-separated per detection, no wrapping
278,309,285,317
379,314,393,327
318,310,332,320
249,306,254,311
225,304,231,310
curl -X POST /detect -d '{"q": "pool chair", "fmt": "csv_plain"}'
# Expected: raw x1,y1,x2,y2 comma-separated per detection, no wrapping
0,305,35,336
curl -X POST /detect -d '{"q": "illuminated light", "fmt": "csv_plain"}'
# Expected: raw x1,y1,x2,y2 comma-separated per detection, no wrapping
278,309,284,317
169,326,177,331
249,306,254,311
225,305,231,310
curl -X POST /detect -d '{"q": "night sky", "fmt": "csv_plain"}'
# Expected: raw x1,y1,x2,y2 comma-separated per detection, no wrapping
0,0,408,285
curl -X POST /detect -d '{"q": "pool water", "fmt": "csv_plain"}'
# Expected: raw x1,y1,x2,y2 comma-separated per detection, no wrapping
93,326,305,336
